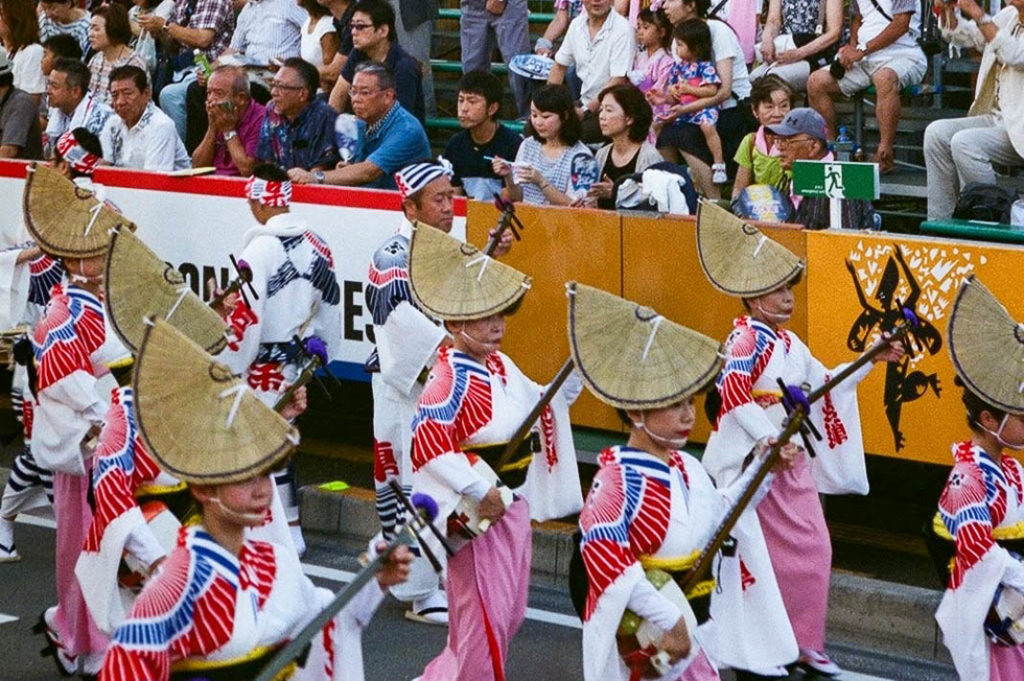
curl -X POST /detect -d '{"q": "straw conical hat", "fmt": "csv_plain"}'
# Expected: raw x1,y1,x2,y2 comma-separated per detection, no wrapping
695,201,804,297
948,275,1024,415
23,163,134,258
134,318,299,484
567,282,724,410
105,225,228,356
408,222,531,321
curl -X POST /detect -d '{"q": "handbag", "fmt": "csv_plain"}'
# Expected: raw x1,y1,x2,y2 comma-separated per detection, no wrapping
757,0,837,69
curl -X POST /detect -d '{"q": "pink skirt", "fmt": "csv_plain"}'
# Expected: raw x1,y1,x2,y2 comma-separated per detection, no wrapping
53,470,109,657
755,452,831,652
421,497,532,681
677,649,721,681
991,642,1024,681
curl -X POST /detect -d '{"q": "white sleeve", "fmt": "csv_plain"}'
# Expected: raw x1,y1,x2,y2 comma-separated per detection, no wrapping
626,578,683,631
124,524,169,568
554,24,577,67
422,452,491,499
143,123,181,172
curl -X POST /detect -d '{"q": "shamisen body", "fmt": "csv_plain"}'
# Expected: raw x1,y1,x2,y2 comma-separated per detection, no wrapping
406,224,583,680
566,282,796,681
932,276,1024,681
695,202,904,677
100,319,412,681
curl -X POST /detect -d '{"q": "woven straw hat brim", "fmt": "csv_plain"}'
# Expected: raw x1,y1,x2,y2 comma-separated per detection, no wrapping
567,282,724,410
105,226,228,355
696,201,804,298
133,319,298,485
948,275,1024,416
23,163,134,258
408,222,531,321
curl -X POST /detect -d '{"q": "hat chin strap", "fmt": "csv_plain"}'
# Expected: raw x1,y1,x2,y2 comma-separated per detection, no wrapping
756,303,790,322
458,325,499,356
632,418,688,450
982,414,1024,452
208,496,268,525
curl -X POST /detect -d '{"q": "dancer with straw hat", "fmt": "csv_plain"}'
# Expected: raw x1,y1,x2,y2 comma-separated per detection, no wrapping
217,161,343,557
566,282,797,681
930,276,1024,681
99,318,413,681
695,201,904,679
0,129,105,564
407,224,582,680
21,161,136,677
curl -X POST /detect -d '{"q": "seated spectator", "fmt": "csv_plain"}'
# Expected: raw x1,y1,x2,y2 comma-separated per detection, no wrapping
923,0,1024,220
87,4,147,108
39,33,83,133
45,58,114,156
657,0,753,198
224,0,306,66
548,0,634,142
588,84,662,210
307,60,427,188
732,74,795,199
0,0,46,103
106,64,190,170
38,0,91,56
751,0,842,92
321,0,358,61
127,0,174,76
328,0,424,122
192,65,264,176
51,126,104,178
136,0,235,141
442,70,522,201
298,0,340,94
806,0,926,174
459,0,531,116
493,83,598,206
771,107,876,229
257,57,339,176
0,50,42,159
535,0,628,56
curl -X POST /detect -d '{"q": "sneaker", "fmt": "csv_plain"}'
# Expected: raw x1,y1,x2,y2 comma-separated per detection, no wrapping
0,518,18,562
799,648,842,677
33,607,78,677
0,542,20,563
405,590,449,626
712,163,728,184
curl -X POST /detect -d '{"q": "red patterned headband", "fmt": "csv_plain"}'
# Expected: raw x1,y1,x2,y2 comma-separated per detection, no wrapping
245,176,292,207
56,131,101,175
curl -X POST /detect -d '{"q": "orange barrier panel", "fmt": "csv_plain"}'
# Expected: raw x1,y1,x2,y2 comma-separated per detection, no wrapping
467,201,625,431
621,213,808,444
805,231,1024,465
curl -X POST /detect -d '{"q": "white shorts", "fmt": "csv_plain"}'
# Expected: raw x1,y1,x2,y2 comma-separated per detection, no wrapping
830,45,928,97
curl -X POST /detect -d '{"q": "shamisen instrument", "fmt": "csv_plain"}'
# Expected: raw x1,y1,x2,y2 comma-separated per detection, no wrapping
680,306,921,596
925,514,1024,646
482,194,526,257
253,491,447,681
210,254,258,311
273,335,329,412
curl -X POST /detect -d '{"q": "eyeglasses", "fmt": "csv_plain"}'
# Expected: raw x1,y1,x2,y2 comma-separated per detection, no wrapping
350,88,383,98
348,22,374,31
269,81,304,92
776,136,816,147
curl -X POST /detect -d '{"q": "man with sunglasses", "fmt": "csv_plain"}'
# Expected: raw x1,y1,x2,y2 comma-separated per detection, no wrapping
328,0,424,121
256,57,339,180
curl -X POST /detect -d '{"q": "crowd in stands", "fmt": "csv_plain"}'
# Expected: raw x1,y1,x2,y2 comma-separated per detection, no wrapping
0,0,1019,227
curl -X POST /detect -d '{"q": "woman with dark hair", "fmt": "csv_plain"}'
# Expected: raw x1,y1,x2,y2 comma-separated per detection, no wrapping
0,0,45,101
492,83,597,206
88,4,147,107
297,0,340,94
590,84,663,210
656,0,754,198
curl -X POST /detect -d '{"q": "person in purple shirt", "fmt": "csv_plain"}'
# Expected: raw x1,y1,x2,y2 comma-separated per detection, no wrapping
191,66,265,176
258,57,340,176
328,0,425,122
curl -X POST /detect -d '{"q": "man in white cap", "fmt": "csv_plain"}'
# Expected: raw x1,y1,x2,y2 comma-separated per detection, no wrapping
218,161,343,556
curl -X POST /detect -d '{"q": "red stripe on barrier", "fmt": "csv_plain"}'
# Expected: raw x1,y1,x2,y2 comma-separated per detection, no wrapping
0,159,469,215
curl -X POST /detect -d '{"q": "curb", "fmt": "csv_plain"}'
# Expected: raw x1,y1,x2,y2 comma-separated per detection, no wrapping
300,484,953,667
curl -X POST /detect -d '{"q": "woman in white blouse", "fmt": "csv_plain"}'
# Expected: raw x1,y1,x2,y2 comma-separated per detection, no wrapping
297,0,340,95
0,0,45,102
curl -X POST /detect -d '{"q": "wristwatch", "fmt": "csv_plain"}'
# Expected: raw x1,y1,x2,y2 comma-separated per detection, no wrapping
857,41,870,55
978,14,995,26
223,130,238,142
313,170,326,184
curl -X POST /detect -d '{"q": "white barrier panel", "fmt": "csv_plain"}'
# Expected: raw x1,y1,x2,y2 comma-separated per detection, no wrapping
0,161,468,382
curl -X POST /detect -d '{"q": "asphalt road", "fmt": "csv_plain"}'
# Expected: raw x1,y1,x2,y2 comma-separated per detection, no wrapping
0,514,955,681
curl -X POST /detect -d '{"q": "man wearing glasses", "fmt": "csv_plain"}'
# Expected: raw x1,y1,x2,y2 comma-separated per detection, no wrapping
769,107,876,230
257,57,340,182
328,0,424,121
293,61,429,189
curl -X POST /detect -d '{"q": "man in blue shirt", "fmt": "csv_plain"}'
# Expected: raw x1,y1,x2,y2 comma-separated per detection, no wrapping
257,57,339,177
297,61,429,190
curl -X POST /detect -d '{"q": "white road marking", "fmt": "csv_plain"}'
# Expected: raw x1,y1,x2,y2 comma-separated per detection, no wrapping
0,613,18,624
14,514,56,529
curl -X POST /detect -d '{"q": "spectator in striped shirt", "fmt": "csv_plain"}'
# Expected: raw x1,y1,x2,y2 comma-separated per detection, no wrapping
38,0,91,56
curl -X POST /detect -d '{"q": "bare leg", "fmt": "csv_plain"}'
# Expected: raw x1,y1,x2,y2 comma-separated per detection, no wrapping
806,67,841,139
700,121,725,165
871,68,901,173
681,150,720,199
